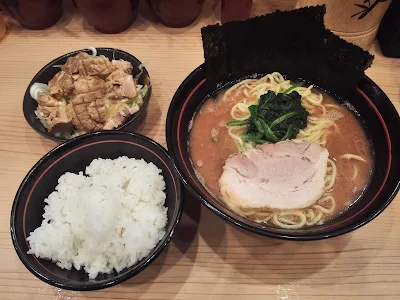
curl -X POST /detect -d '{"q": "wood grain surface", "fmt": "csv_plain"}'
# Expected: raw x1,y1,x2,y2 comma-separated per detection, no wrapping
0,1,399,299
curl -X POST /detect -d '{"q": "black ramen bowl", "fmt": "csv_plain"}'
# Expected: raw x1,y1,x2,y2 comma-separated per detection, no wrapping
23,48,152,143
10,131,183,290
166,65,400,241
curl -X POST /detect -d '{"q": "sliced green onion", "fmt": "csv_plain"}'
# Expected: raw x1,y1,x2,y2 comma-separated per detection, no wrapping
270,112,298,129
248,105,258,119
259,119,279,143
226,119,250,127
243,133,268,145
254,118,264,134
243,132,262,142
256,139,269,144
283,82,303,94
279,124,293,141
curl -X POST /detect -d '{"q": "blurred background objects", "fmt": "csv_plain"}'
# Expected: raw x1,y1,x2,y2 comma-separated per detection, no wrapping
221,0,253,23
296,0,392,49
147,0,205,28
0,11,6,40
74,0,139,34
0,0,63,30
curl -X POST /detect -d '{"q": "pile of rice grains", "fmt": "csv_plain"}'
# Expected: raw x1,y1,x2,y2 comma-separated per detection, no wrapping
201,5,374,97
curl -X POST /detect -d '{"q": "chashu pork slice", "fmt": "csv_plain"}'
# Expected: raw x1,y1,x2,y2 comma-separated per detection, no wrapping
219,140,329,211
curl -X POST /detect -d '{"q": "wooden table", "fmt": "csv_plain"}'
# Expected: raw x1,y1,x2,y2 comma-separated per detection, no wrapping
1,1,399,299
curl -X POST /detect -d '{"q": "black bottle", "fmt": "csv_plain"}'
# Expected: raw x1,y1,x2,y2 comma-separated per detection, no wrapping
377,0,400,58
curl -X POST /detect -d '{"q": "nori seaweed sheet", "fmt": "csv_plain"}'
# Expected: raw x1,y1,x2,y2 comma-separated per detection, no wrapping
201,5,374,97
201,24,230,84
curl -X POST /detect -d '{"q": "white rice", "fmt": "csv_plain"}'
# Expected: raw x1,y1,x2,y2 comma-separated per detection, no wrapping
27,156,168,279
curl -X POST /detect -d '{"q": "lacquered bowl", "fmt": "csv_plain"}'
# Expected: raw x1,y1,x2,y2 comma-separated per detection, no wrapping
23,48,152,142
166,65,400,241
11,131,183,290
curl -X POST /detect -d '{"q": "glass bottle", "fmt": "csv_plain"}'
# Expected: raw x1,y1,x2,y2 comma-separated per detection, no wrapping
377,0,400,58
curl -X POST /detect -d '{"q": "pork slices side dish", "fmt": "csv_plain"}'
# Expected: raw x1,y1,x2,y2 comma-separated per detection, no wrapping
30,52,149,138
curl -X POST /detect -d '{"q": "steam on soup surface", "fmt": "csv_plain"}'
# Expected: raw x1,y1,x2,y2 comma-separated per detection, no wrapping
188,73,373,229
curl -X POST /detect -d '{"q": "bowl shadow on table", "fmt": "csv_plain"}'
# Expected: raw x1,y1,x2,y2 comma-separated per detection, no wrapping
371,43,400,97
122,188,201,286
134,99,163,138
22,123,57,152
197,207,373,285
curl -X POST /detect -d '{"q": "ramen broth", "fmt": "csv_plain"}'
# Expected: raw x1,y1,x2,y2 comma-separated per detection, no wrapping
188,88,373,221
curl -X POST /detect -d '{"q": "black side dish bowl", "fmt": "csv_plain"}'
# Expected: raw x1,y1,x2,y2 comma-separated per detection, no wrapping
23,48,152,143
10,131,183,291
166,65,400,241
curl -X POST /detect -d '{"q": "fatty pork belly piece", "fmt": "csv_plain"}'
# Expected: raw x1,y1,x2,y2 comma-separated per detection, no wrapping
62,52,90,75
69,90,107,132
219,140,329,211
47,71,74,99
111,59,133,74
103,107,139,130
78,56,116,77
37,93,72,133
106,69,137,99
62,52,116,77
74,76,106,95
68,76,108,132
102,69,139,130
